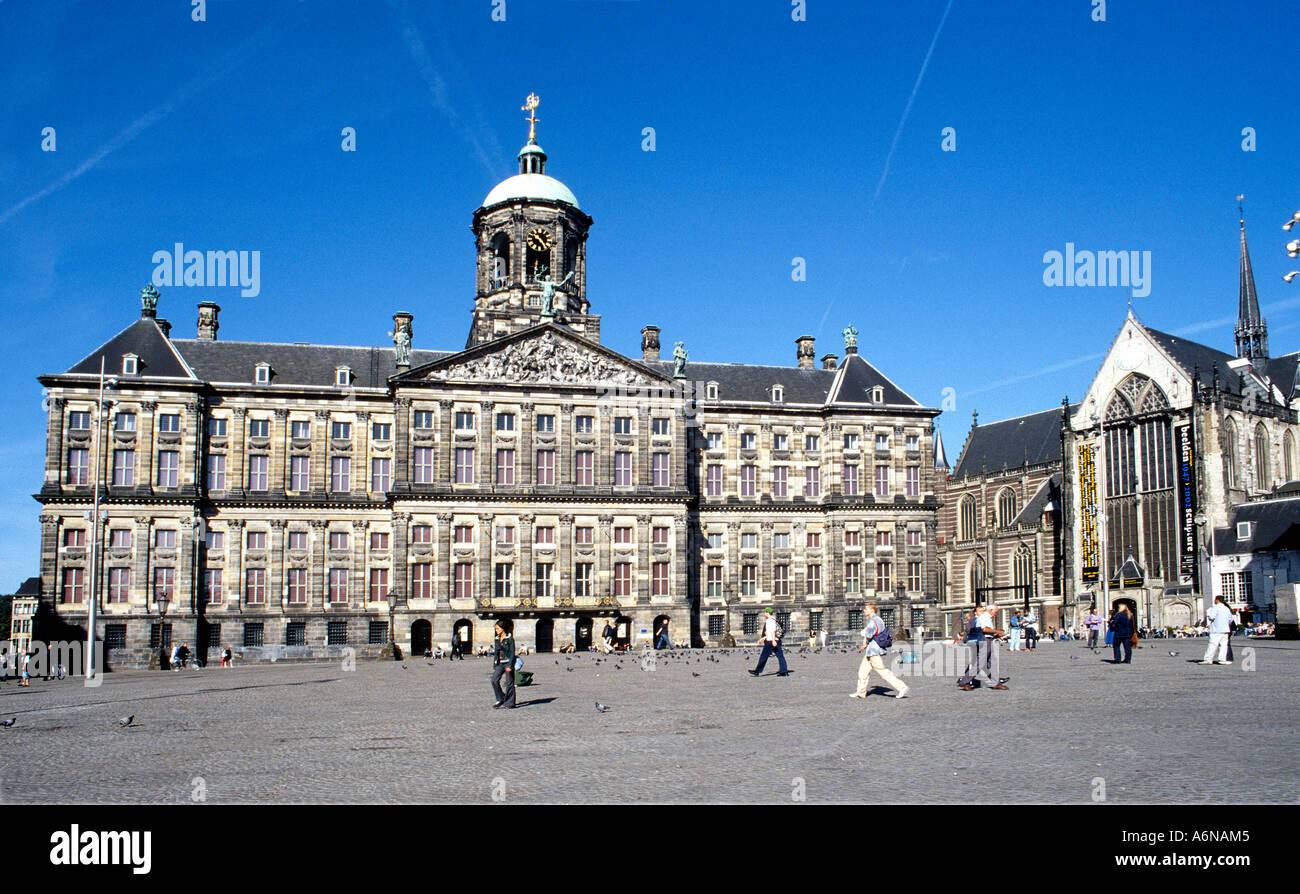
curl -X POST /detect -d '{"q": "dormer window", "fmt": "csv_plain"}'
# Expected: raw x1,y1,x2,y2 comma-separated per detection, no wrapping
772,385,784,403
122,354,138,375
335,367,352,387
706,382,718,400
1237,521,1252,541
255,363,272,385
871,386,885,404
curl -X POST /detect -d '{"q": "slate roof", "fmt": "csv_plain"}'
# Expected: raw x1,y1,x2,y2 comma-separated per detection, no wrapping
1214,496,1300,554
62,318,196,381
953,406,1072,480
1012,473,1062,526
173,340,450,389
1146,327,1300,400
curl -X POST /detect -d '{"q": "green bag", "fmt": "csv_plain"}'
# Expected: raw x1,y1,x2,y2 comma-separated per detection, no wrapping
514,670,534,687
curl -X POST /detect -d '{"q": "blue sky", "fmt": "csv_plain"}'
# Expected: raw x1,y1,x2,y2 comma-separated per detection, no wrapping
1,0,1297,591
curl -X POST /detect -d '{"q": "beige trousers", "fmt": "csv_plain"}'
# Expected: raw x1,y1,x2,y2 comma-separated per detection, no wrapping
854,653,906,696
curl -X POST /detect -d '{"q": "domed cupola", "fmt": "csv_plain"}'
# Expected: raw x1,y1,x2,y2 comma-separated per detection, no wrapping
468,93,596,348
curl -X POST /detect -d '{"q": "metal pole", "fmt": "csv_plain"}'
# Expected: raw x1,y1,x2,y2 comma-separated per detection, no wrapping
1098,412,1110,621
86,358,105,681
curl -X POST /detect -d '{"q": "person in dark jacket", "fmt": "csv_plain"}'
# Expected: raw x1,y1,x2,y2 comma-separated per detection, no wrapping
490,619,517,708
1108,605,1135,664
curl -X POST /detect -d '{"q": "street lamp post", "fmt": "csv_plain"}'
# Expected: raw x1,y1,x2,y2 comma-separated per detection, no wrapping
157,591,170,668
385,592,397,660
1091,403,1110,622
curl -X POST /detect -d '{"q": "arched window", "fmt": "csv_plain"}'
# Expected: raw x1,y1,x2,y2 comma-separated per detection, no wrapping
490,233,510,288
1255,424,1270,490
968,556,986,603
959,495,977,541
1013,546,1034,597
1284,430,1295,482
565,238,578,276
936,561,947,602
1224,418,1239,489
997,487,1018,528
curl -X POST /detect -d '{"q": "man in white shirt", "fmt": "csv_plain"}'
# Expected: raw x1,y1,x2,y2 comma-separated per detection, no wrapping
1200,595,1235,665
958,604,1008,690
748,608,788,677
851,603,909,699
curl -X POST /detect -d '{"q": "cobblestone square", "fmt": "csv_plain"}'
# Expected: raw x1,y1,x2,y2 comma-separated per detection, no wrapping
2,638,1295,804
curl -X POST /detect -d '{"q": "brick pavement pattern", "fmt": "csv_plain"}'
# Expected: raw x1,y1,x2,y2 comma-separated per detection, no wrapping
1,639,1295,804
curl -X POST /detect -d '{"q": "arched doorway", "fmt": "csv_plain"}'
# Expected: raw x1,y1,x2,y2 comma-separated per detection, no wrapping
612,615,631,649
653,615,671,648
410,620,432,657
453,619,474,655
575,617,593,652
535,617,554,653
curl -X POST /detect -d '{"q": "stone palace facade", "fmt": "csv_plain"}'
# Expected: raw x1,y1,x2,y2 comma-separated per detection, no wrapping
33,108,943,666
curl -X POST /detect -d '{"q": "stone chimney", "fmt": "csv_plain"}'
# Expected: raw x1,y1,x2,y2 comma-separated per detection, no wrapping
156,319,172,338
393,311,414,371
796,335,815,369
821,353,838,370
197,302,221,341
641,325,661,362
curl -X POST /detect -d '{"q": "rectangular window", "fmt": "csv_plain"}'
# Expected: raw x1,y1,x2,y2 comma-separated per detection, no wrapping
908,529,921,547
740,432,756,450
412,448,434,484
653,562,669,596
111,528,133,548
652,418,670,436
536,449,555,485
575,415,593,433
807,564,822,596
112,449,135,487
1220,572,1235,604
843,433,859,451
535,414,555,433
806,531,821,549
455,411,475,430
495,526,515,546
115,412,136,433
64,528,85,547
240,623,262,648
614,526,633,544
288,531,307,550
848,609,863,630
772,465,788,497
411,564,433,600
496,412,515,432
370,532,389,550
245,530,265,550
156,450,180,487
845,562,861,594
535,526,555,545
773,433,788,451
207,453,226,490
204,569,223,604
369,621,389,645
740,464,756,497
496,449,516,485
706,464,722,497
208,418,227,438
108,567,130,603
68,411,91,431
844,529,860,548
614,562,632,597
287,623,307,647
742,613,759,636
291,420,310,439
149,622,174,650
327,620,348,646
453,563,474,600
906,466,920,497
454,525,473,544
874,464,889,497
908,561,922,592
707,532,723,550
876,561,892,592
411,524,433,544
614,451,632,487
248,418,269,438
772,532,789,549
708,614,725,637
330,457,351,492
707,431,723,450
741,532,757,549
329,531,350,550
413,411,434,430
805,466,821,497
157,413,181,433
614,416,632,435
843,464,859,496
875,433,889,452
62,568,85,603
575,526,594,545
331,421,351,441
372,422,392,441
66,448,90,485
247,454,269,491
573,563,593,598
534,563,553,600
652,452,669,487
290,455,310,491
772,565,789,596
372,457,392,492
574,450,594,486
653,526,670,545
288,569,308,602
104,623,128,650
906,434,919,451
155,529,177,549
805,434,820,452
455,448,475,484
154,567,176,604
707,565,723,597
875,529,891,548
740,565,757,596
328,568,348,603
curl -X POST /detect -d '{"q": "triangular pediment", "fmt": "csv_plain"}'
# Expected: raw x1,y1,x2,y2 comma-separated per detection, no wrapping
397,324,671,389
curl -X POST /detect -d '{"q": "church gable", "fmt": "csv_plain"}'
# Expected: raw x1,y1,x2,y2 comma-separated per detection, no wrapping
1071,317,1190,430
405,326,668,389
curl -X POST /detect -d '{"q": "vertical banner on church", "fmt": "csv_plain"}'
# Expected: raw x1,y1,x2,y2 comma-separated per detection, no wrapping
1079,443,1099,582
1176,423,1198,583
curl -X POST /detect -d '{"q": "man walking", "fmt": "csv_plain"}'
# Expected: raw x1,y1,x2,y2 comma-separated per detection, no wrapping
1084,606,1103,652
1009,610,1023,652
1022,608,1039,650
748,607,788,677
851,602,908,699
958,603,1008,691
1199,595,1235,665
490,619,517,708
655,618,672,651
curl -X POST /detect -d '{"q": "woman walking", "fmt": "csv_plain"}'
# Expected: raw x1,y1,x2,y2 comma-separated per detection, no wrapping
1108,604,1135,664
490,619,517,709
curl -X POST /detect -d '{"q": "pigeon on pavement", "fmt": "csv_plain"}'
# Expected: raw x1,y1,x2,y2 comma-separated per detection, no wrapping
118,715,134,727
595,701,610,713
0,717,15,728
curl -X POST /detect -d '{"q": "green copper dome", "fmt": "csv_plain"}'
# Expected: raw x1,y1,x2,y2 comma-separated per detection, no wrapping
481,140,581,210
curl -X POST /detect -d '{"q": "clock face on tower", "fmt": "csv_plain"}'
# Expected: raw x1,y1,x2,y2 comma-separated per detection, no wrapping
527,228,553,251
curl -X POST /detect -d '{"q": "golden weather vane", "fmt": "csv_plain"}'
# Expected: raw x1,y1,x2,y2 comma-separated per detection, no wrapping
522,93,540,142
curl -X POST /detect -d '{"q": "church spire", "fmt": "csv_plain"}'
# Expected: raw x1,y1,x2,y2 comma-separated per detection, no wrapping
1235,196,1269,361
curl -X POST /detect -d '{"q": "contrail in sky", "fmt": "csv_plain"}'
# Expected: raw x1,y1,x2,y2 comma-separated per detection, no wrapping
0,21,285,228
